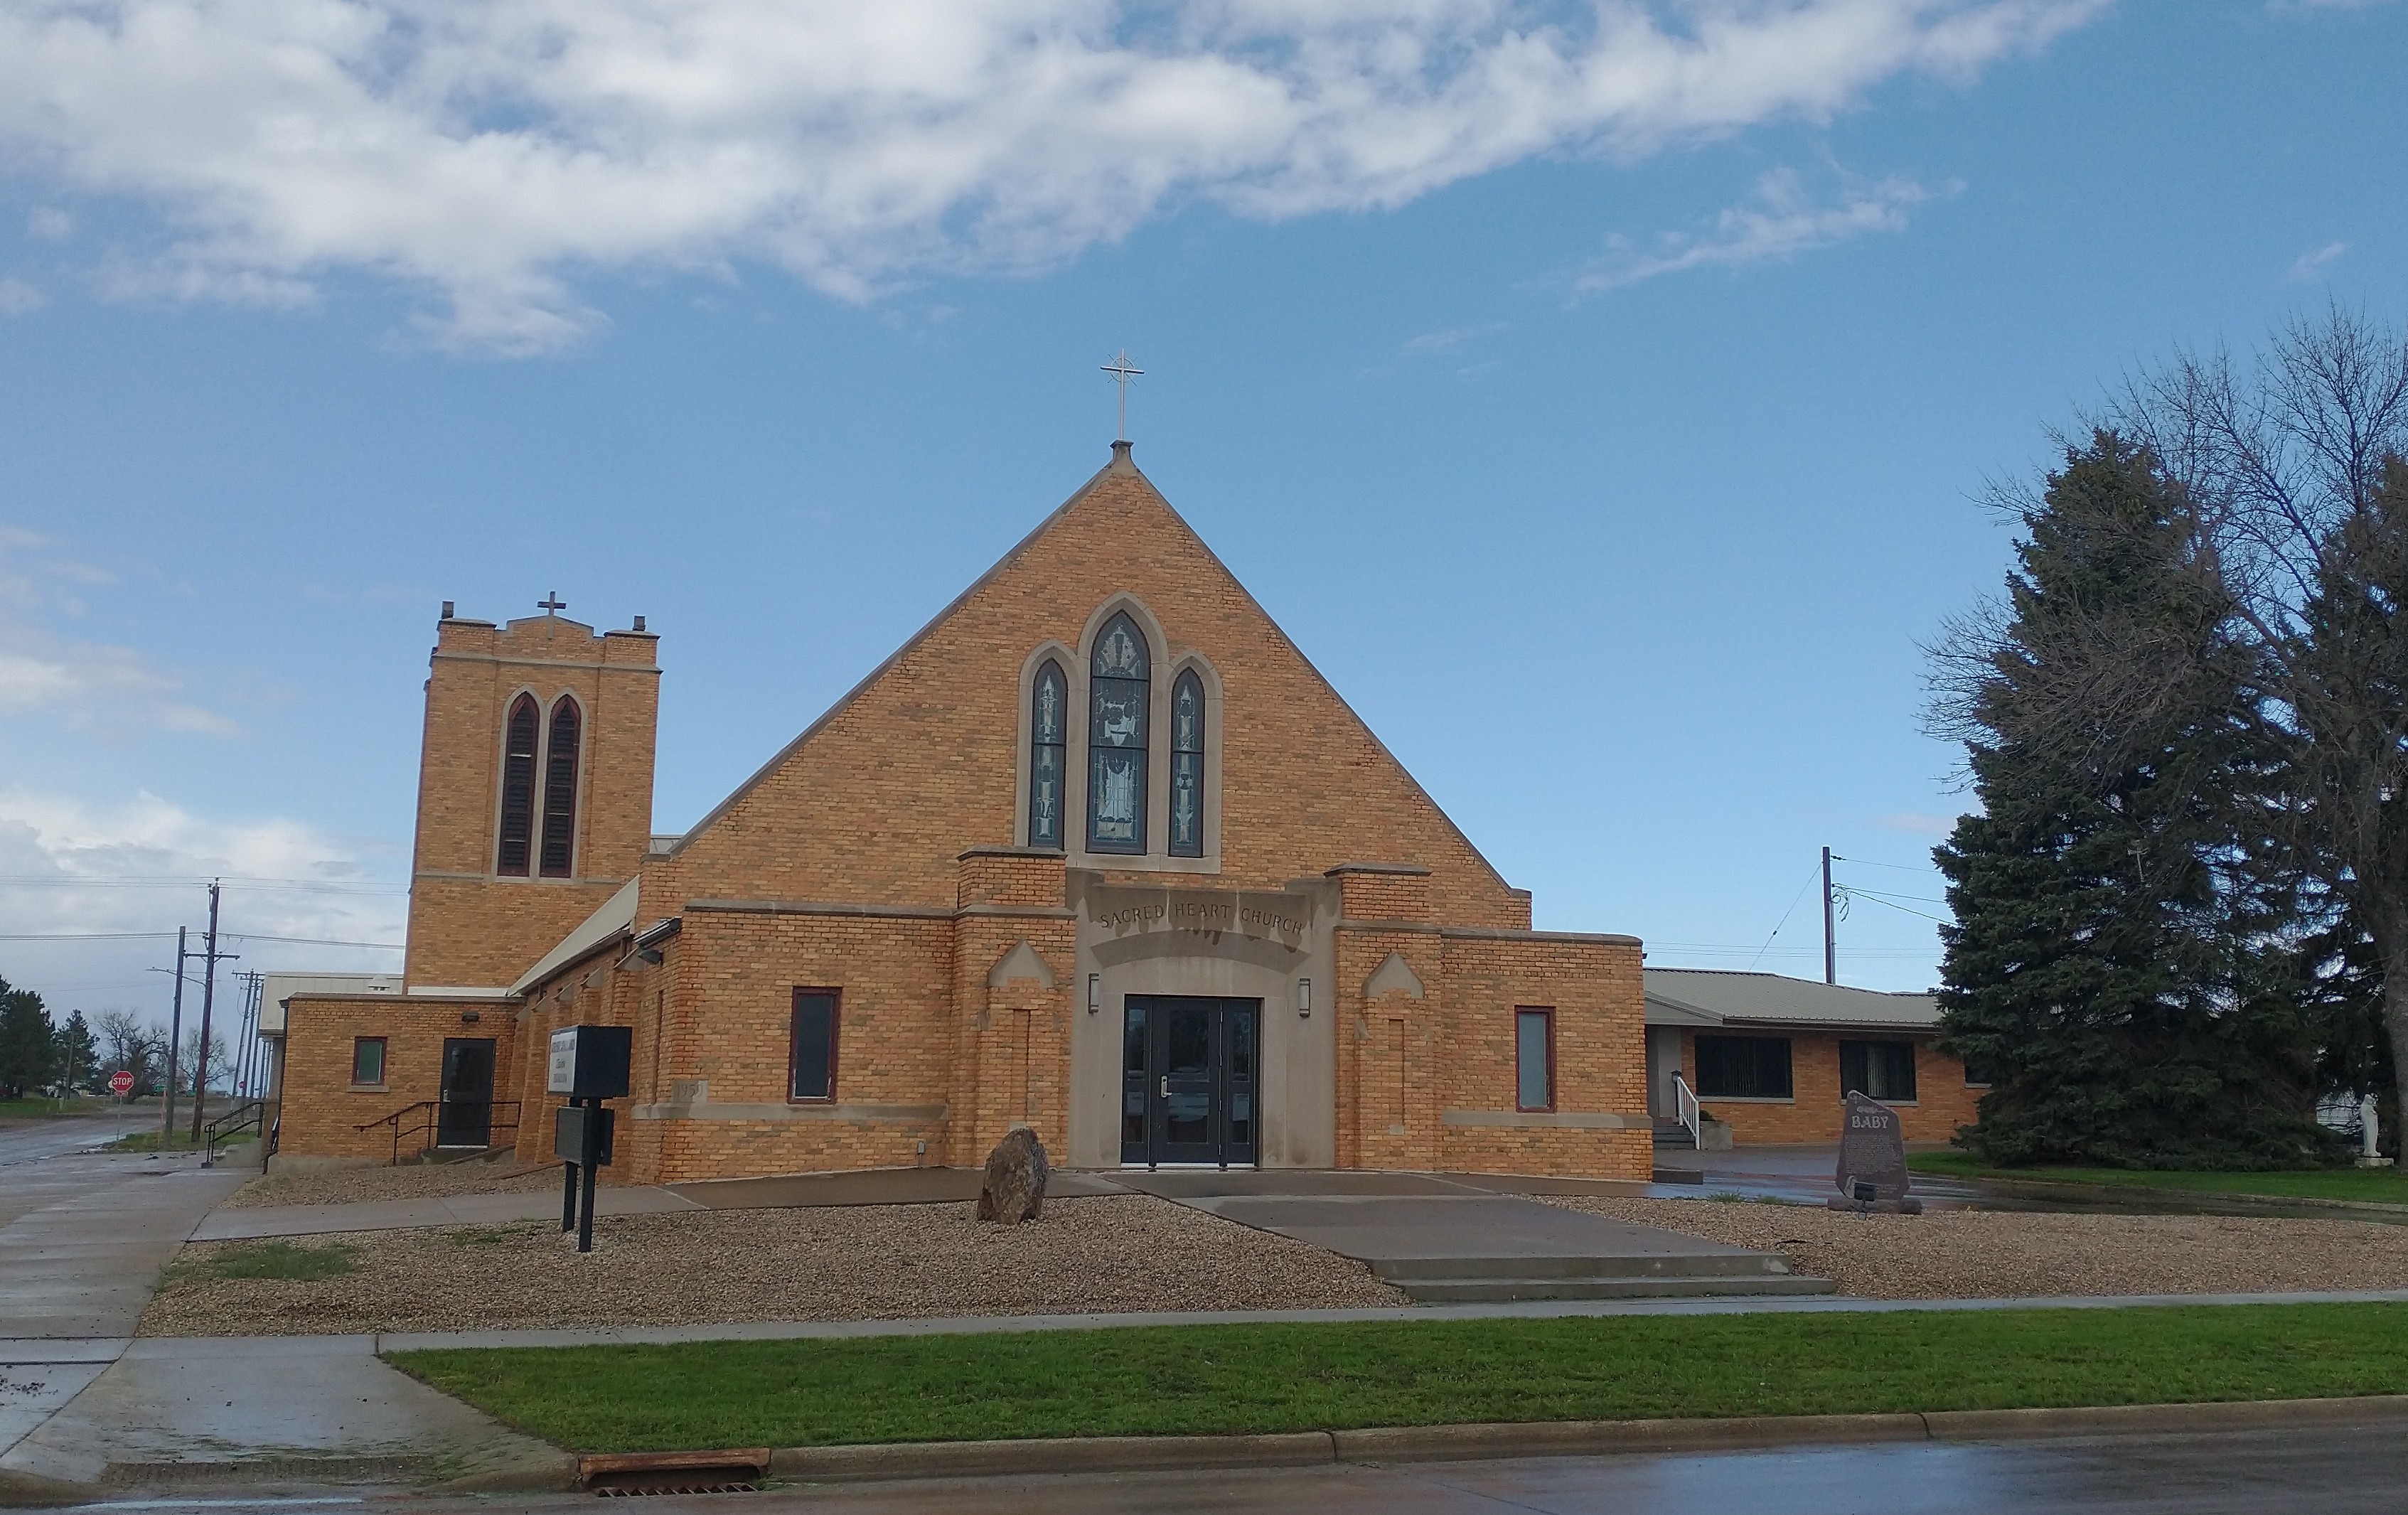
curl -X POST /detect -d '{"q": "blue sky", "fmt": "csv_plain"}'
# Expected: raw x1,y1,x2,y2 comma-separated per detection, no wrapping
0,0,2401,1024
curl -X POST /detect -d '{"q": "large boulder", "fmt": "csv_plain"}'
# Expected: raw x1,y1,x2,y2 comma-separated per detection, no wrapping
977,1127,1049,1225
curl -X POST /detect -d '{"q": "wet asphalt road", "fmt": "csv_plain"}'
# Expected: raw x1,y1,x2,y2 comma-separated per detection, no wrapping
70,1423,2408,1514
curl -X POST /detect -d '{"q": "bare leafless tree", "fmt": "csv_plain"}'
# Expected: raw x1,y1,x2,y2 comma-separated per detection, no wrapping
94,1007,166,1095
2082,306,2408,1118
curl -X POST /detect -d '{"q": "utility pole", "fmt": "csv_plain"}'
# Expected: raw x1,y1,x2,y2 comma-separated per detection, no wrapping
233,971,265,1098
190,881,221,1142
1821,846,1836,986
161,926,186,1145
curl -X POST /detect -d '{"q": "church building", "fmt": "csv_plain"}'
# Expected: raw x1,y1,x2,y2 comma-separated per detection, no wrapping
268,444,1654,1182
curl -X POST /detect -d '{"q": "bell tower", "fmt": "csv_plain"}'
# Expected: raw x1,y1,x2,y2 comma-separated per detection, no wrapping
402,599,660,991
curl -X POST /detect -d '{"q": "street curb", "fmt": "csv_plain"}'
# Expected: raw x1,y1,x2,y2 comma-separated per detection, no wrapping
771,1430,1336,1482
0,1467,94,1509
764,1396,2408,1484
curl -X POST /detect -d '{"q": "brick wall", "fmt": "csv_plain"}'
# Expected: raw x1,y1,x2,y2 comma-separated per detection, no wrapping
405,613,658,989
643,455,1525,933
1680,1028,1981,1145
1437,932,1650,1181
276,993,523,1165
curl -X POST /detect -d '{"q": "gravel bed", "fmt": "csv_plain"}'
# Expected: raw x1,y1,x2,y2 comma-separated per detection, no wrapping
139,1194,1405,1336
1552,1196,2408,1300
218,1160,564,1210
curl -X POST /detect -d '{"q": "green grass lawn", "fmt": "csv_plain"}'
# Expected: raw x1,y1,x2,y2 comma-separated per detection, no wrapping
388,1303,2408,1454
1907,1151,2408,1202
168,1239,359,1285
0,1096,103,1118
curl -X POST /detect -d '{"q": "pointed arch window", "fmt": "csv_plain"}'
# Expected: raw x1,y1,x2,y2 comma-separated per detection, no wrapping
1169,670,1204,857
539,696,581,878
1028,659,1067,849
1087,614,1150,855
496,694,539,877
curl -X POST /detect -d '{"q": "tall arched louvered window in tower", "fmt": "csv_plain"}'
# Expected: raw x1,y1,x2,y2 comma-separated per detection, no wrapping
496,694,539,877
1028,658,1067,848
539,696,581,878
1087,614,1150,855
1169,670,1204,857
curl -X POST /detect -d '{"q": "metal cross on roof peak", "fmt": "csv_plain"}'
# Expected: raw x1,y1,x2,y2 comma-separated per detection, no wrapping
1101,350,1143,442
537,591,567,616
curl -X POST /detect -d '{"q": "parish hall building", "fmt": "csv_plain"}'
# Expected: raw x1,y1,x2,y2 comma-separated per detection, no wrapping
263,442,1973,1184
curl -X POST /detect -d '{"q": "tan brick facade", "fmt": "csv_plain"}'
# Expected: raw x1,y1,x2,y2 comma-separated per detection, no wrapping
1680,1028,1982,1145
274,444,1654,1182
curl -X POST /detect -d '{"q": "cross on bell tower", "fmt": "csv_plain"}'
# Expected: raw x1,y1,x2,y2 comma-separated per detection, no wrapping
1101,350,1143,443
537,591,567,616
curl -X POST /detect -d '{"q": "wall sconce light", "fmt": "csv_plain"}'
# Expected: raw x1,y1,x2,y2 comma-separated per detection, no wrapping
1297,978,1312,1018
1087,973,1101,1015
634,946,663,965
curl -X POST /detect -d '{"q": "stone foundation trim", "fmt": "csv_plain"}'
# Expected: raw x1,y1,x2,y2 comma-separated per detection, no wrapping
1436,926,1644,946
432,650,660,673
631,1101,949,1123
1323,862,1433,876
1441,1110,1646,1130
395,986,521,1000
687,899,956,920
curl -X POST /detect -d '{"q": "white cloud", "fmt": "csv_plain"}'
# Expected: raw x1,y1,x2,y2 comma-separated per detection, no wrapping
0,530,235,737
1578,166,1944,292
0,786,407,1019
26,207,71,240
2287,240,2348,280
1873,810,1962,838
0,277,41,314
0,0,2107,352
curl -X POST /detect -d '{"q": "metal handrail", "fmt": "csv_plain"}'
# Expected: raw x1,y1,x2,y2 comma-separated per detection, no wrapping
201,1099,265,1166
353,1098,522,1165
1671,1070,1702,1148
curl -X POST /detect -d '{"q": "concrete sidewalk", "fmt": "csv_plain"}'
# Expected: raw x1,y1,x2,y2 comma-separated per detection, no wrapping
0,1147,563,1501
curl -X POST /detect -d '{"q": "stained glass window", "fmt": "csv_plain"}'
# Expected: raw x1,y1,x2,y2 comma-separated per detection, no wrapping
539,696,580,878
1028,659,1066,849
1087,614,1149,854
1170,670,1204,857
496,694,538,876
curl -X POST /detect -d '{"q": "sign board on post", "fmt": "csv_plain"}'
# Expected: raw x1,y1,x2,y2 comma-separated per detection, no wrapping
109,1069,136,1098
546,1026,632,1099
555,1104,615,1167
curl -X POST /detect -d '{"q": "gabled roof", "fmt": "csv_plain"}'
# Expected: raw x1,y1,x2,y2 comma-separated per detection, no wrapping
654,442,1514,895
1643,968,1939,1032
510,877,641,995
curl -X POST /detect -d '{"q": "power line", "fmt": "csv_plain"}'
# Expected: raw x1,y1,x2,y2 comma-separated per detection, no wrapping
1746,861,1826,972
0,876,405,895
223,934,404,950
0,931,181,941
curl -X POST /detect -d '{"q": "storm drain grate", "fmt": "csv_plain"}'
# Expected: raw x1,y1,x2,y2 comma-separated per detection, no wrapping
580,1448,771,1497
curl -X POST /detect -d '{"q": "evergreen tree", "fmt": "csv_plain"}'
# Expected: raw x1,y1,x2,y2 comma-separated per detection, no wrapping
53,1010,100,1095
0,977,58,1098
1932,434,2333,1167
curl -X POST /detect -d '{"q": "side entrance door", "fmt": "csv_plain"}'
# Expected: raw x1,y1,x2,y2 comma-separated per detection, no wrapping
1120,996,1259,1167
437,1037,497,1147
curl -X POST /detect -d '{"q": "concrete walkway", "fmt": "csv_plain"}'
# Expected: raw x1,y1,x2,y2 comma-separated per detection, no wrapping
0,1145,560,1498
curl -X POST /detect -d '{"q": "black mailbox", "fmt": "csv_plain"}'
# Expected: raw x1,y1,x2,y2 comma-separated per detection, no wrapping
547,1024,631,1100
555,1104,615,1167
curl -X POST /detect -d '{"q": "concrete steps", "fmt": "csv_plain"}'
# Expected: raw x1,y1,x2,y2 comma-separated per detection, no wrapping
1372,1252,1836,1304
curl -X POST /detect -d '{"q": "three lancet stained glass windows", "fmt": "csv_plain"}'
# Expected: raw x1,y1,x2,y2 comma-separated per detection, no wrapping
1032,610,1211,860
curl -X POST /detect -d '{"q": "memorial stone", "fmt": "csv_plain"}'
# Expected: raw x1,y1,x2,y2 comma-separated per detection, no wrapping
978,1127,1049,1225
1829,1091,1922,1214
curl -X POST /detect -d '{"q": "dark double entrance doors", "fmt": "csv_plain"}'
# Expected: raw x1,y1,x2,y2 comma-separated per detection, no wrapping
1120,995,1260,1167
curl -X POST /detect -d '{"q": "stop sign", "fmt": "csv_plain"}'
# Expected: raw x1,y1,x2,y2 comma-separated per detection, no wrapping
108,1070,135,1098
